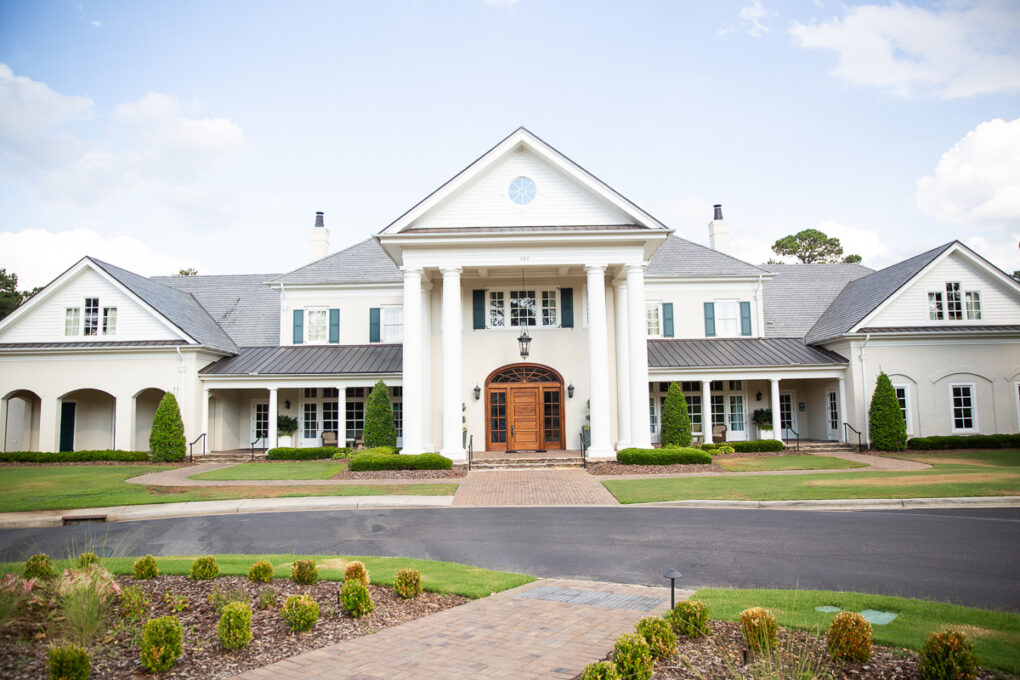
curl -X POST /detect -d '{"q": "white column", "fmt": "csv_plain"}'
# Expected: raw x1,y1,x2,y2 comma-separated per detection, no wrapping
337,386,347,447
614,280,631,450
42,396,58,452
0,397,6,453
401,267,424,454
268,387,278,450
585,265,613,456
626,264,652,448
114,395,132,451
201,388,210,453
421,285,433,451
440,266,465,460
770,378,783,444
837,376,847,443
702,381,713,444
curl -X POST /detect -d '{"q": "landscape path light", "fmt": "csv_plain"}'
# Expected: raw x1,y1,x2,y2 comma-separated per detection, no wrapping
663,569,682,609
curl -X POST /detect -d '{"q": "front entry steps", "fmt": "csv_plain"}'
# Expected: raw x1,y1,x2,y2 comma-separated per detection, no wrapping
791,441,866,455
194,449,268,464
470,451,585,470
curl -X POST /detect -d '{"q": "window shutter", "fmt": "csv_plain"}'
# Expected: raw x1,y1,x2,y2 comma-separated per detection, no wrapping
703,302,715,337
561,288,574,328
740,301,752,336
662,302,674,337
292,309,304,344
472,290,485,330
369,307,381,343
329,308,340,343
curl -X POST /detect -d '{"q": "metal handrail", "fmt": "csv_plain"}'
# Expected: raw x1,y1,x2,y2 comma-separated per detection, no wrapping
580,428,588,468
467,434,473,471
250,435,265,461
843,422,865,453
783,424,800,450
188,433,207,463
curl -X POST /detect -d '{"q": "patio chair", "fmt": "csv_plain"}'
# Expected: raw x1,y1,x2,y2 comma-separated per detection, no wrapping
712,424,728,442
321,431,338,447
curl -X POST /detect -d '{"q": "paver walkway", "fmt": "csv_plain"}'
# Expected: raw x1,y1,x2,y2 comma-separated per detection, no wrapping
127,464,451,486
229,579,681,680
452,469,619,506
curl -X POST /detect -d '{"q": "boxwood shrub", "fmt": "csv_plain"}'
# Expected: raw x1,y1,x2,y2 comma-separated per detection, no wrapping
729,439,784,453
907,433,1020,450
267,446,350,460
348,452,452,471
0,450,149,463
617,447,712,465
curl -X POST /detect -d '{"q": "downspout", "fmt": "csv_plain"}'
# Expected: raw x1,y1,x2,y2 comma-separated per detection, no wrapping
753,274,763,336
859,333,871,447
279,284,287,345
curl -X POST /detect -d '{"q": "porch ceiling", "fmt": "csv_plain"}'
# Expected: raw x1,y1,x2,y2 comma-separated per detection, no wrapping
648,338,847,369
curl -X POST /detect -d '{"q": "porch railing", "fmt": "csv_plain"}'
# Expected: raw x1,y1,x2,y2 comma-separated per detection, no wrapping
250,436,265,461
188,433,207,463
579,428,588,469
843,422,865,453
467,434,473,471
784,425,800,451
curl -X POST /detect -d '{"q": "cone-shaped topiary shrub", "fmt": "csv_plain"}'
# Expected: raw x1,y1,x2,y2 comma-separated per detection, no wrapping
150,392,186,462
579,660,620,680
363,380,397,449
740,607,778,653
918,630,977,680
24,553,56,580
217,601,253,650
344,560,369,586
869,372,907,451
635,616,677,658
661,382,692,447
340,580,375,618
612,632,653,680
281,594,319,632
826,611,872,662
189,555,219,580
291,559,318,585
666,600,711,638
133,554,158,579
394,569,422,599
140,615,183,672
248,560,274,583
47,644,90,680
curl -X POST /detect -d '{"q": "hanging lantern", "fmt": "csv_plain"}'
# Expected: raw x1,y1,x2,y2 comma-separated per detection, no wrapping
517,328,532,359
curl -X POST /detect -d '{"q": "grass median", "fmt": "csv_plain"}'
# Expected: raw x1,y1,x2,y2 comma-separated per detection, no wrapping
716,454,867,472
603,450,1020,503
693,587,1020,672
190,461,346,480
0,465,457,512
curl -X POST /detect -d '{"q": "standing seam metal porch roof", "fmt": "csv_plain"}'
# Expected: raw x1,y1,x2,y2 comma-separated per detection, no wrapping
200,344,402,376
648,338,847,369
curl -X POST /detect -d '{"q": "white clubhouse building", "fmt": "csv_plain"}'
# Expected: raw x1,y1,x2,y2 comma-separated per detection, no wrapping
2,129,1019,461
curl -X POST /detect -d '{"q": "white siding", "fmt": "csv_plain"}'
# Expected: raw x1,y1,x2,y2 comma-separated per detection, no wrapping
646,281,761,339
0,268,182,344
867,251,1020,328
409,149,632,230
282,287,403,345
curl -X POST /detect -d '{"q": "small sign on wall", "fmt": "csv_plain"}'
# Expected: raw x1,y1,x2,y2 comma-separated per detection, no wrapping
798,402,806,412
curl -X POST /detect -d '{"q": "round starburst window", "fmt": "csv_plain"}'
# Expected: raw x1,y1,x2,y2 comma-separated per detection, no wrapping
508,176,537,205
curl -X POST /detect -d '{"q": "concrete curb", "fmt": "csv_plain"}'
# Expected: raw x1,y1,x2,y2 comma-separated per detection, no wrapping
635,496,1020,511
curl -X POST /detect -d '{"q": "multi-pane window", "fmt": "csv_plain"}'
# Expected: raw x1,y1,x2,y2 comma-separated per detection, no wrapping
64,308,80,336
84,298,99,336
346,400,365,438
646,303,661,337
965,291,981,320
681,381,699,392
728,380,742,390
894,385,910,433
541,291,558,327
715,301,740,337
649,397,658,434
392,402,402,439
303,403,319,439
489,391,507,443
305,309,328,343
951,384,975,430
928,292,944,320
254,403,269,440
543,390,561,442
323,400,339,436
729,396,745,432
382,306,403,342
828,392,839,432
945,282,962,321
779,394,793,430
687,395,702,430
488,291,505,327
711,395,725,426
509,290,536,327
102,307,117,335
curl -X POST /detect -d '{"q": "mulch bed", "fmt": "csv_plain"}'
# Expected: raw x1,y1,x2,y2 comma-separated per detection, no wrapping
576,620,1010,680
0,574,467,680
0,461,194,467
588,451,792,476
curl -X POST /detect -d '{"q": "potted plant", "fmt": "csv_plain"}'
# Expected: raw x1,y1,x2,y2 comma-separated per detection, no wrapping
752,408,773,436
277,415,298,447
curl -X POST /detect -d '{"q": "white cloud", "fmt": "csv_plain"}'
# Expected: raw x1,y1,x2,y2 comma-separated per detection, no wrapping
790,0,1020,98
0,229,199,289
91,20,101,28
0,64,93,157
963,232,1020,274
740,1,772,38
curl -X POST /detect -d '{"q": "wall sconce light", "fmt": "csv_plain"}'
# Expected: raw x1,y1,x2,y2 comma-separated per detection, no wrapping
473,385,481,400
567,383,575,399
284,400,291,409
755,392,762,402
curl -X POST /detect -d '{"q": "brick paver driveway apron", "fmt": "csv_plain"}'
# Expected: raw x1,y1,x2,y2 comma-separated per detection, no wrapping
452,469,619,506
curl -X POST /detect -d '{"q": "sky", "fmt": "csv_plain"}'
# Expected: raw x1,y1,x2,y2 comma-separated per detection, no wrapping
1,0,1018,289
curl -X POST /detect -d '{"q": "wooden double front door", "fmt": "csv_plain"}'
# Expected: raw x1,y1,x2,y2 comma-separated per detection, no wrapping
485,364,564,452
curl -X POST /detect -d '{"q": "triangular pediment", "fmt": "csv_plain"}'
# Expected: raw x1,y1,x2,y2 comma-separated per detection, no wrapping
380,128,668,234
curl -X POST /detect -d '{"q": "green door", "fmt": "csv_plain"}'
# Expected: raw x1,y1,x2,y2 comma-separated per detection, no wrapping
59,402,76,452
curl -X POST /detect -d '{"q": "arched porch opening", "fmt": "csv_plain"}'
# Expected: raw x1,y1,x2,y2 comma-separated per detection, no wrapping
3,389,42,452
134,388,166,451
59,388,116,451
485,363,564,452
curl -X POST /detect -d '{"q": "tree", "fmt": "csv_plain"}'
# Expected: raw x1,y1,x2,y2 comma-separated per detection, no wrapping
177,268,198,276
1012,270,1020,282
771,229,861,264
660,382,692,447
150,392,186,461
363,380,397,449
868,372,907,451
0,269,39,321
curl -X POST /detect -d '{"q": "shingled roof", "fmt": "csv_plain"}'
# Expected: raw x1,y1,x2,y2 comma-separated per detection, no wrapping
805,242,956,345
155,273,281,347
90,258,238,354
646,235,769,278
272,238,401,285
761,263,872,338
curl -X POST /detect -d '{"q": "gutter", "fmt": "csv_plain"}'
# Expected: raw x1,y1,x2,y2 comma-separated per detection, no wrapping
859,332,871,447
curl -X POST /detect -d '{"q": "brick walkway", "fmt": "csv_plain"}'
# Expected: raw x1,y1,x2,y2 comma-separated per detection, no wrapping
228,579,681,680
452,469,619,506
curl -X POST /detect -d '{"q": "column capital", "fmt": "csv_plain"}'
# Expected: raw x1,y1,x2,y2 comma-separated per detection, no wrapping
623,263,647,275
584,264,607,275
439,266,462,277
401,266,424,277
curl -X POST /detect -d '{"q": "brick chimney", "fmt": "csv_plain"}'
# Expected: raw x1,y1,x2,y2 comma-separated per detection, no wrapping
308,211,330,262
708,204,730,254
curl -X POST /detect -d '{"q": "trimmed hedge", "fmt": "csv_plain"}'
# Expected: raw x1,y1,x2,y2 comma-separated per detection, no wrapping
347,452,452,471
908,433,1020,450
617,447,712,465
267,446,350,460
728,439,785,453
0,450,149,463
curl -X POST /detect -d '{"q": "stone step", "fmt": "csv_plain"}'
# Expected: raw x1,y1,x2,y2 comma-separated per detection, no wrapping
470,459,585,470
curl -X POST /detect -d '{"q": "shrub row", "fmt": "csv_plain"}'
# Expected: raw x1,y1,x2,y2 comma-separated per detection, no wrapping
728,439,785,453
0,449,149,463
616,447,712,466
907,433,1020,450
348,452,452,471
267,446,351,460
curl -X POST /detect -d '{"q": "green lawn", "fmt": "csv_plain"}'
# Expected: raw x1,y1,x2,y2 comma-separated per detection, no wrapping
0,465,457,512
0,553,533,599
693,587,1020,673
190,461,346,480
716,454,867,472
604,449,1020,503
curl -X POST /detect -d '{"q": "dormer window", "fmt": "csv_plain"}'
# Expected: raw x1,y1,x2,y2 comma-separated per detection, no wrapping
965,291,981,320
65,308,80,336
64,299,116,337
305,309,328,343
84,298,99,336
102,307,117,335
